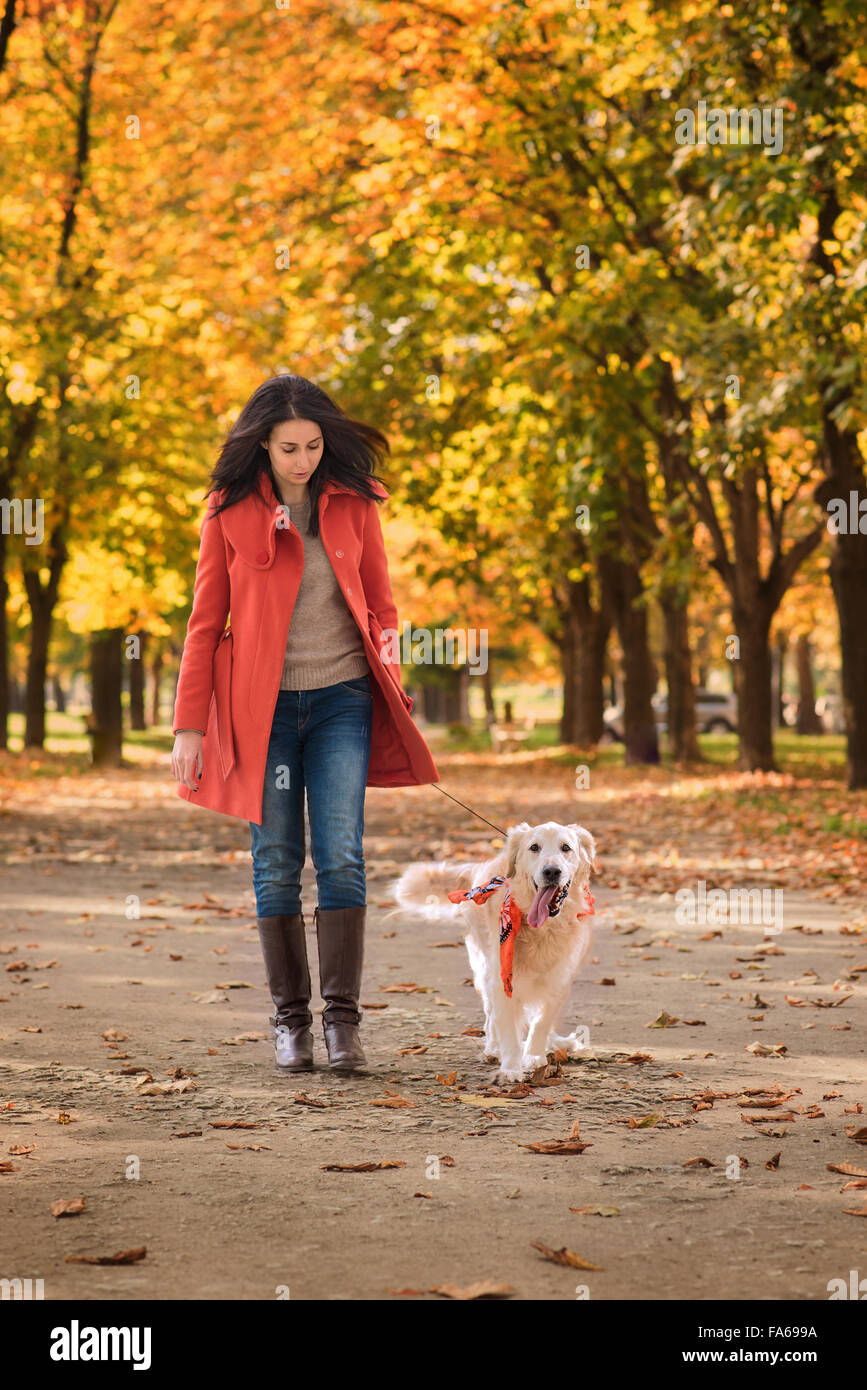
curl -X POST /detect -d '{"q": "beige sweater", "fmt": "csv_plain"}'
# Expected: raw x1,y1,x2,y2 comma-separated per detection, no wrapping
278,493,370,690
176,493,370,732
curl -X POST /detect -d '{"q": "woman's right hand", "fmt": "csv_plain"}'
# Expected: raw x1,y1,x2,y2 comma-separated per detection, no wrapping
171,731,204,790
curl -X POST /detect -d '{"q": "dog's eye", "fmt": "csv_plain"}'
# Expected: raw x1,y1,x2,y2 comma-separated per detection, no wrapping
561,843,572,853
528,842,540,852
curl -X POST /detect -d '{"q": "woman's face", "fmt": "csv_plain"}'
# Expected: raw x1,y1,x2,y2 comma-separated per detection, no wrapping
262,418,323,490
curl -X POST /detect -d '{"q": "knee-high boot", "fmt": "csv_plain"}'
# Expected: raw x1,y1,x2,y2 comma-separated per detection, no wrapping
314,905,367,1071
256,912,314,1072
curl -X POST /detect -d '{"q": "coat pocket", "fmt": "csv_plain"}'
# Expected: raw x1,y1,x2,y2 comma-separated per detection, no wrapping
212,626,236,779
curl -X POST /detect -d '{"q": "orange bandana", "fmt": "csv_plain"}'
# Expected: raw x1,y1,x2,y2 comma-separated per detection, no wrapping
448,875,595,998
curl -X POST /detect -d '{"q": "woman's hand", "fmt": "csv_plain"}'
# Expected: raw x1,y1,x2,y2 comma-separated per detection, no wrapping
171,731,204,790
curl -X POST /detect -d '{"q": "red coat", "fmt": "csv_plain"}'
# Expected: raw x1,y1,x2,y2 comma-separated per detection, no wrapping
172,470,440,824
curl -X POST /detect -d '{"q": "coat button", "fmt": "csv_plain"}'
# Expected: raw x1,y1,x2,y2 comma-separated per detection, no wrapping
335,548,344,558
256,548,268,564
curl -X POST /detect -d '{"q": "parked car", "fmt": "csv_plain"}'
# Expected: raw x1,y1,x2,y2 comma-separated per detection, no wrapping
602,688,737,741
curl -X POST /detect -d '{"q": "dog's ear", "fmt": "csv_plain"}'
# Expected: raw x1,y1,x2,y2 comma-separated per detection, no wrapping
503,821,531,879
570,824,597,871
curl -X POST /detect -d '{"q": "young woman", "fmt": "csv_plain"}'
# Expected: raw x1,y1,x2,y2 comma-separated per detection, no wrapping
170,375,439,1075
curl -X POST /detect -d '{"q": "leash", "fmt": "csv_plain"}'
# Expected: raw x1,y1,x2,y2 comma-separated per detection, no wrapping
431,783,507,837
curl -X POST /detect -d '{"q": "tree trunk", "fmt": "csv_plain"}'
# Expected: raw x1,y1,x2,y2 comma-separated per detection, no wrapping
149,643,164,726
0,523,7,749
421,670,466,724
659,589,701,760
128,631,146,730
90,628,124,767
52,672,66,713
557,575,610,746
733,612,775,771
795,634,822,735
22,519,67,748
23,586,52,748
826,480,867,786
774,632,787,729
481,662,495,726
599,553,659,765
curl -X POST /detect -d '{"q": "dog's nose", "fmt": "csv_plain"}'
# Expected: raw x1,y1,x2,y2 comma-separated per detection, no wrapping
540,865,561,883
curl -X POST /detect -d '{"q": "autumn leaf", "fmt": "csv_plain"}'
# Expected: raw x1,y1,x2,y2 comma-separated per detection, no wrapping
519,1119,591,1154
429,1280,515,1299
647,1010,679,1028
51,1197,86,1218
321,1161,406,1172
65,1246,146,1265
530,1240,603,1270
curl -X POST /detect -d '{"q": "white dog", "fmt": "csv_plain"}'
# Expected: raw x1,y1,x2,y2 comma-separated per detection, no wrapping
393,821,597,1083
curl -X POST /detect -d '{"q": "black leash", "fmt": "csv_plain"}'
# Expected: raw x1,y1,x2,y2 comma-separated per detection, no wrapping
432,782,507,837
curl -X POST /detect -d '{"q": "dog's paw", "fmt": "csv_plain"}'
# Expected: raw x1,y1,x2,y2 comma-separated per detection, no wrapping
521,1053,548,1076
494,1064,525,1085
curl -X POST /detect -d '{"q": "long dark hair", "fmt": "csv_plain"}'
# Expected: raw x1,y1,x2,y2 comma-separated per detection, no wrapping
206,375,389,537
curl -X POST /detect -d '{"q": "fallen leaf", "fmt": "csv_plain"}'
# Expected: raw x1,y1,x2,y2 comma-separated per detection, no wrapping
321,1161,406,1172
519,1119,591,1154
65,1246,146,1265
530,1240,602,1270
51,1197,86,1218
429,1280,514,1300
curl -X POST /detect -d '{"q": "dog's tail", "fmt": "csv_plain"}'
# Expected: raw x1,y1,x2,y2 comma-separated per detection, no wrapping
391,859,486,921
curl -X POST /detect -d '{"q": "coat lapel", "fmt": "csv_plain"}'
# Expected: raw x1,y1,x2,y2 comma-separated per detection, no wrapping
217,470,388,568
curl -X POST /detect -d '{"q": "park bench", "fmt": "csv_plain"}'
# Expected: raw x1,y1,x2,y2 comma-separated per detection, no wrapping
489,712,536,754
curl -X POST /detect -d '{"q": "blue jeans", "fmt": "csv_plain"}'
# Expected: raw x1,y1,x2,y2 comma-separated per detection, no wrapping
249,676,373,917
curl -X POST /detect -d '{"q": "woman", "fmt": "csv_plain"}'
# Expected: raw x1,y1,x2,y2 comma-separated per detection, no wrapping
170,375,439,1076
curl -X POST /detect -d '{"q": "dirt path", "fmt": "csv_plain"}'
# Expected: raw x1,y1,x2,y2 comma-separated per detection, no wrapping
1,751,865,1301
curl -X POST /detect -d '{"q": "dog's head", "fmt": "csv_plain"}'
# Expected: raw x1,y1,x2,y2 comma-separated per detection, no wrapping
502,821,596,928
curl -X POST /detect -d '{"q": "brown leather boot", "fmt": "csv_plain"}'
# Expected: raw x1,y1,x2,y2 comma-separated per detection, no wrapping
314,905,367,1071
256,912,314,1072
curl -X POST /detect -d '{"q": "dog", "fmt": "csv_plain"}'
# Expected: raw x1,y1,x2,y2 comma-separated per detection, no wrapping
393,821,597,1083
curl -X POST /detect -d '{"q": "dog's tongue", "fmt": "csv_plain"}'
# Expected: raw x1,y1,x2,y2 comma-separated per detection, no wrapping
528,885,558,928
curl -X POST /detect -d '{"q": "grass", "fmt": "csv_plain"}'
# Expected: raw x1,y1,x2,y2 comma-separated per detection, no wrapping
0,707,850,784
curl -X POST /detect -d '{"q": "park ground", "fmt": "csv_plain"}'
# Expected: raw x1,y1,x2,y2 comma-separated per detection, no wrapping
0,723,865,1301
